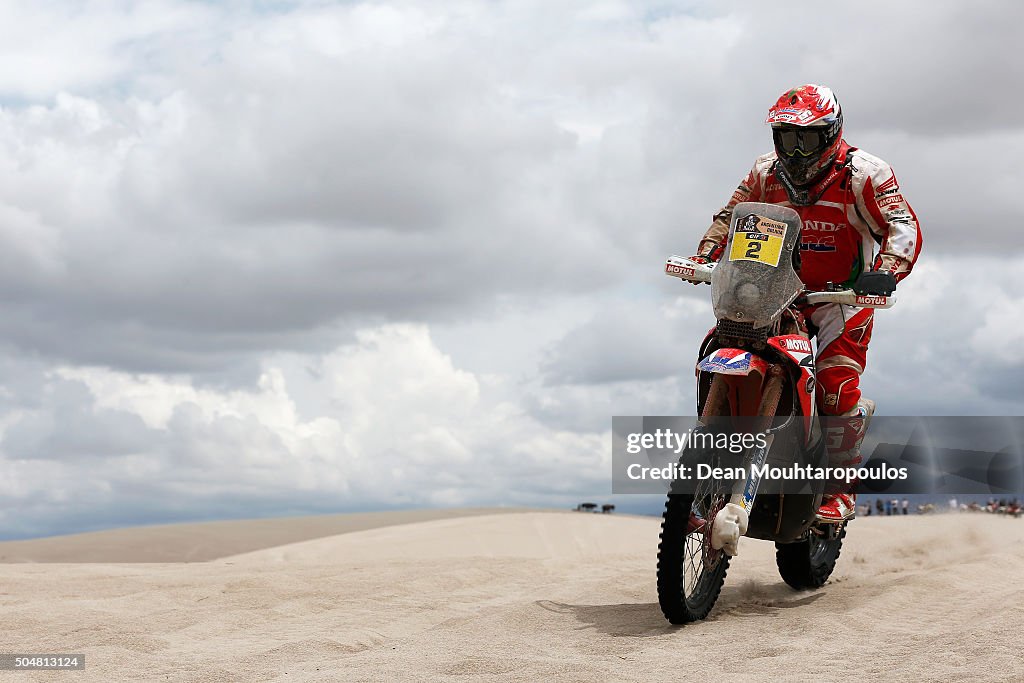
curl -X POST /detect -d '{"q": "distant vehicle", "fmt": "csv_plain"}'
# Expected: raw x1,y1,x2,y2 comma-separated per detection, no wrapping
575,503,598,512
601,504,615,514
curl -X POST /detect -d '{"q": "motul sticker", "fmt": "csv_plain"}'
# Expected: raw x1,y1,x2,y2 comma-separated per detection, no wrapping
783,338,812,353
665,264,695,278
878,193,904,208
855,295,887,306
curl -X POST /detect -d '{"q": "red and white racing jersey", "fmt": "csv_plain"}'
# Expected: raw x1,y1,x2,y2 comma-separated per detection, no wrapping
697,142,922,291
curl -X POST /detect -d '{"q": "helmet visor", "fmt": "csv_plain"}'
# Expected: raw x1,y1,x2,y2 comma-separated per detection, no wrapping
773,127,826,157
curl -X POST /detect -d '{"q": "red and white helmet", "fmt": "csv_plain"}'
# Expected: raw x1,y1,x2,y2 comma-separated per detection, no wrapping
766,84,843,187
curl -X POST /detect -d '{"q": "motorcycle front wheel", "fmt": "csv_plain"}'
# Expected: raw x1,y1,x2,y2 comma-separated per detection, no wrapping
656,457,732,624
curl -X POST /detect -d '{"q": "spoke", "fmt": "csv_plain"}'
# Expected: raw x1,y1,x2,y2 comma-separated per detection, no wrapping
678,447,731,605
685,536,702,595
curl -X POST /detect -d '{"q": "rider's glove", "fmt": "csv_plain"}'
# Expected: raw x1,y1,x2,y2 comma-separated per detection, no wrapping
681,240,723,285
696,239,724,264
852,271,897,296
683,255,712,285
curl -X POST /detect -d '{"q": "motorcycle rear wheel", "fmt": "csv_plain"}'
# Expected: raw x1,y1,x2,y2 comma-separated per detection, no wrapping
775,523,847,590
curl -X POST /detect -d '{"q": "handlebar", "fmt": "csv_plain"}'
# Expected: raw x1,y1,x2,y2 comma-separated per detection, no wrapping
664,255,714,283
801,290,895,308
664,255,896,309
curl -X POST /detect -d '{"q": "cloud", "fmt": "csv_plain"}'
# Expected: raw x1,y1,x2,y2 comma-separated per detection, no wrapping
0,0,1020,535
540,294,712,385
537,255,1024,419
0,2,217,100
1,0,1012,373
0,325,608,538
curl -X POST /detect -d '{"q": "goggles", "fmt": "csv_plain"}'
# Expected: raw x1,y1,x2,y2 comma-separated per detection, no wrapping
772,127,827,157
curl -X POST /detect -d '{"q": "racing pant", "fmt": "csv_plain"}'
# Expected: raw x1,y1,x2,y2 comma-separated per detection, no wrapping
804,303,875,483
805,303,874,417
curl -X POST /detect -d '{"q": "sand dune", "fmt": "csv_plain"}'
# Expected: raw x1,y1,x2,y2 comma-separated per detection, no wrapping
0,508,536,563
2,510,1022,682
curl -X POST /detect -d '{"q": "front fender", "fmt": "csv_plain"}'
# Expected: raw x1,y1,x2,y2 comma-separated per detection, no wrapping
696,348,769,376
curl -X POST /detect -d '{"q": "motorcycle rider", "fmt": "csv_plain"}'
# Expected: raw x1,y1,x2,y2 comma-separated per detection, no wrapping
689,84,922,522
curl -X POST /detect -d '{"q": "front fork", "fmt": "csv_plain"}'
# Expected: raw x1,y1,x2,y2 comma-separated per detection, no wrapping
708,365,786,556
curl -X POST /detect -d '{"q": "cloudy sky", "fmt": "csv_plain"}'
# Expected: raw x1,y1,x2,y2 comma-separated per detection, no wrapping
1,0,1021,539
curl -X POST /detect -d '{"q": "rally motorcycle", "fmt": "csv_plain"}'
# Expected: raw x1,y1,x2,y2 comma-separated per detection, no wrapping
656,201,896,624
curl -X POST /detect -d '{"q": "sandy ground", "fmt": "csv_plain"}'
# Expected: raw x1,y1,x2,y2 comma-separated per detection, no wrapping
1,510,1022,682
0,508,535,563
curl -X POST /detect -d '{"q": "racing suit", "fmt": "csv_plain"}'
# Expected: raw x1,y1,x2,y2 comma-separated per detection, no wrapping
696,141,922,420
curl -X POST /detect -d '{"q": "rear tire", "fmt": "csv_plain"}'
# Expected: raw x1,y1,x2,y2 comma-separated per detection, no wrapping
775,523,846,590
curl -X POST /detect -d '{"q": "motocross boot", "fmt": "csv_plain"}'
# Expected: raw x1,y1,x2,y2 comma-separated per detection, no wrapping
816,398,875,523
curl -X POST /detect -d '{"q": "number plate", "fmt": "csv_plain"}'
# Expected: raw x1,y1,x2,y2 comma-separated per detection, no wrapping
728,214,786,267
